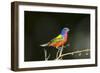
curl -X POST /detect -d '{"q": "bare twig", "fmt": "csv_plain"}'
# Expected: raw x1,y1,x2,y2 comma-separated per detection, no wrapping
44,48,47,60
44,48,50,61
55,49,90,60
56,49,60,58
57,46,64,60
46,54,50,60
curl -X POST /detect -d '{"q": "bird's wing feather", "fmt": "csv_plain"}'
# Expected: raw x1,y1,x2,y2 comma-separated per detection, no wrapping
50,34,63,43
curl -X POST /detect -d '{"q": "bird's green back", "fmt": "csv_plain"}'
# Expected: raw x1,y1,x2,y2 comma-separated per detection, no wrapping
50,34,63,43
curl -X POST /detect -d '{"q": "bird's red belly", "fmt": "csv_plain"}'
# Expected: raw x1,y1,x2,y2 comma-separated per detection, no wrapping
50,40,67,48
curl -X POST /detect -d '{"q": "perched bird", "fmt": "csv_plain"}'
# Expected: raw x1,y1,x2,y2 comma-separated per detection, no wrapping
40,28,70,49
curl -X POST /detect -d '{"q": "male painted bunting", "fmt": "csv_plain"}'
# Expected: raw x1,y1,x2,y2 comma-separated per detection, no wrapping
40,27,70,49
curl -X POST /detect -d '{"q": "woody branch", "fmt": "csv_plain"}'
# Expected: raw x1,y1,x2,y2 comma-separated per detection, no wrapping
55,49,90,60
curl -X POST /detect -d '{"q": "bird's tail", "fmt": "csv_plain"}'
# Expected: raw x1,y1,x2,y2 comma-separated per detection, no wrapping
40,42,49,47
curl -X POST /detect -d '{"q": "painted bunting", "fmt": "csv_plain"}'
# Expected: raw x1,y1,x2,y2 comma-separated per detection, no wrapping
40,28,70,48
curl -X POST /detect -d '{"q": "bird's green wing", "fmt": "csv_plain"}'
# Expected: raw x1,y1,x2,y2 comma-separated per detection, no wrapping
50,34,63,43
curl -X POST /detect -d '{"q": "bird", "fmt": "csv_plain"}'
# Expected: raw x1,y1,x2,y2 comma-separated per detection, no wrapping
40,27,70,49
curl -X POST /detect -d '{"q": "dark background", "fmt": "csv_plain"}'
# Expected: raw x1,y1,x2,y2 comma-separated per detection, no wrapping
24,11,90,61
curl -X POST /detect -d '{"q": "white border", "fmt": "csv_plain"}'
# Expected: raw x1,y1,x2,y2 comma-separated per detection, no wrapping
18,5,96,68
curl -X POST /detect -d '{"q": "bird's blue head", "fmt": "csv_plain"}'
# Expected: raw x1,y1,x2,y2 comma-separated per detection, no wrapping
61,28,70,35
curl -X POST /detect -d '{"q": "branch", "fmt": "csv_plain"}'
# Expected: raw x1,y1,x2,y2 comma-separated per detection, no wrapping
56,49,60,58
55,49,90,60
57,46,64,60
59,46,64,57
44,48,47,60
44,48,50,61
